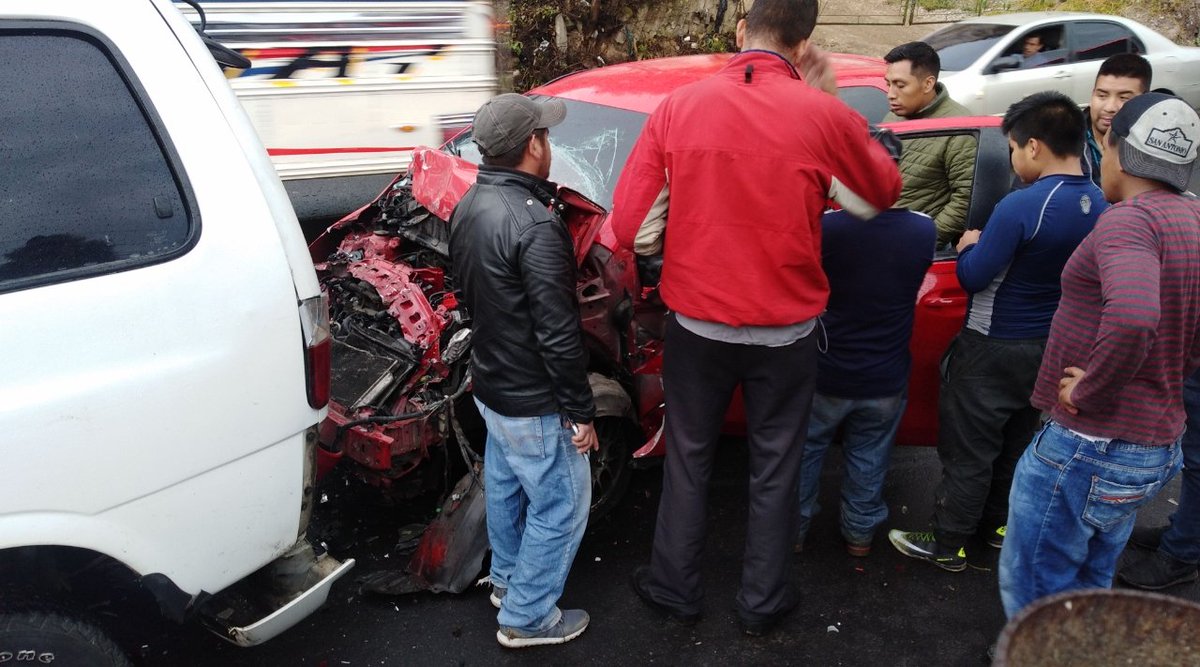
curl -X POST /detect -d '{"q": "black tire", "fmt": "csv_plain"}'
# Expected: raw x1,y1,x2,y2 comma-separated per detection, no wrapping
589,416,635,520
0,611,130,667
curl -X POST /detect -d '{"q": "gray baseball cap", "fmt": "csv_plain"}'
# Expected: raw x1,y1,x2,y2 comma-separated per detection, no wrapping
471,93,567,158
1110,92,1199,192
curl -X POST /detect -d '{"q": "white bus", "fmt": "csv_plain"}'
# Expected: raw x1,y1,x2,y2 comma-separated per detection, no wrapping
178,1,497,220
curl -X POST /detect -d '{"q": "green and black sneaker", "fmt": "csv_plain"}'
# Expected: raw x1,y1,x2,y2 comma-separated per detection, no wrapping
986,525,1006,549
888,530,967,572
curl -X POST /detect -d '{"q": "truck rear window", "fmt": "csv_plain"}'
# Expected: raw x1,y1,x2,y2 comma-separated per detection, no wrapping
0,26,194,293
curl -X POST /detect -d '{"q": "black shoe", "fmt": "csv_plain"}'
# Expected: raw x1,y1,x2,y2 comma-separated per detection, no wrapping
985,525,1006,550
888,530,967,572
631,566,701,626
1117,550,1200,590
1128,524,1168,551
737,592,800,638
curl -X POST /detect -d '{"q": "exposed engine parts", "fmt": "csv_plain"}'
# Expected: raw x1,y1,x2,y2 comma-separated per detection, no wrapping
314,179,472,495
309,149,658,521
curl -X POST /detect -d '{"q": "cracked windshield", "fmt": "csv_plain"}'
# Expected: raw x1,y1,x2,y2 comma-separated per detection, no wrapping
449,96,645,210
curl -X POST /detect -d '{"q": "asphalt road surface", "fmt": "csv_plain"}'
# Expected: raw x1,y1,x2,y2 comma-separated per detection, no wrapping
139,439,1194,666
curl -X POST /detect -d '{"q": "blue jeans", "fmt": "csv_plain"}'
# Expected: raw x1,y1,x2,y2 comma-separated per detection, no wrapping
475,398,591,633
795,391,906,545
999,420,1182,618
1159,370,1200,563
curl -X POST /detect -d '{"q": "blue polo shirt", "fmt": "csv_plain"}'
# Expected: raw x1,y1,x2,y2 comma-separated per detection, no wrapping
957,174,1107,339
817,208,936,398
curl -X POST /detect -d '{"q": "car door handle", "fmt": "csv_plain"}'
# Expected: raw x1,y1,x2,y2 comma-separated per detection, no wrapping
924,296,966,308
1052,70,1070,79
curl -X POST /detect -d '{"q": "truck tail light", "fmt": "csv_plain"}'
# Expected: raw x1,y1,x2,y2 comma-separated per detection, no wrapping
300,292,331,409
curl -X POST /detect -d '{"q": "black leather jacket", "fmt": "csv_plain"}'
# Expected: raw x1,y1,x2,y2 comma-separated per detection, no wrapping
449,166,595,423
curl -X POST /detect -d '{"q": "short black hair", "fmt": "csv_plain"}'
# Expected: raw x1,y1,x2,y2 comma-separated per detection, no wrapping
1002,91,1086,158
744,0,818,49
884,41,940,80
1096,53,1152,92
480,128,545,168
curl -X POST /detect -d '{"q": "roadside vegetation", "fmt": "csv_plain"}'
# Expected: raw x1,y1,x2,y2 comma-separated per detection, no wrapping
506,0,739,90
505,0,1199,91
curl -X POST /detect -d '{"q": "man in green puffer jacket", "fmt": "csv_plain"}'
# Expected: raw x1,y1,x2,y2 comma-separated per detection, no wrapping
882,41,976,246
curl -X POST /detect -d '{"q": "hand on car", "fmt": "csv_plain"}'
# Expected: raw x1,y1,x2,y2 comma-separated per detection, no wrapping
956,229,982,253
797,46,837,96
571,421,599,455
1057,366,1086,415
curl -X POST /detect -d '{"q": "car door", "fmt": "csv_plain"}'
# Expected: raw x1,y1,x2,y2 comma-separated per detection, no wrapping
1067,20,1144,102
889,118,1010,446
974,23,1069,115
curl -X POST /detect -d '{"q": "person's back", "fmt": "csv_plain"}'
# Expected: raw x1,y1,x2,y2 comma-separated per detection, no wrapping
818,208,935,396
792,204,933,558
611,0,902,639
618,51,902,326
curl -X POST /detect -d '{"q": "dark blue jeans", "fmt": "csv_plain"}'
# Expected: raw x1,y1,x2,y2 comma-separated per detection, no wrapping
1158,370,1200,563
999,421,1182,618
795,390,907,545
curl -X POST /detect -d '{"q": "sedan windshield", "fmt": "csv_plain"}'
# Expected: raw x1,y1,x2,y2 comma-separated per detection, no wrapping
446,97,647,210
925,23,1014,72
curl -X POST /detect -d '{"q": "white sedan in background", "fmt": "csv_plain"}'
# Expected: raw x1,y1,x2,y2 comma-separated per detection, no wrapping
924,12,1200,115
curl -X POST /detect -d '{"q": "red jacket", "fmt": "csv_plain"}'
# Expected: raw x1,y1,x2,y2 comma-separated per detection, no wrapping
612,50,902,326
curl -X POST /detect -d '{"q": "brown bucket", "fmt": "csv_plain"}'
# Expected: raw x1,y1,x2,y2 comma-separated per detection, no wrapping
994,588,1200,666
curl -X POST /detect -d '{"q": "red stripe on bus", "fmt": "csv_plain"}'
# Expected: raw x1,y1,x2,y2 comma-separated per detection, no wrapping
267,146,416,156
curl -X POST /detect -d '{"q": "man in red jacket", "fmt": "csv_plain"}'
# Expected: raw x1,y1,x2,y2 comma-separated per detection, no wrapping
611,0,902,637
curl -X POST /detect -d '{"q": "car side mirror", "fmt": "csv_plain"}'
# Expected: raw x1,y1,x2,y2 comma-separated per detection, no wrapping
987,55,1022,74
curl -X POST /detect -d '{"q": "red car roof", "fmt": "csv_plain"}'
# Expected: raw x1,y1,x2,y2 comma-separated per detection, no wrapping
532,52,887,115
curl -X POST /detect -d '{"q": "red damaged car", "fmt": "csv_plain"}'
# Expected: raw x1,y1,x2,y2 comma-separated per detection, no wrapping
309,53,1011,521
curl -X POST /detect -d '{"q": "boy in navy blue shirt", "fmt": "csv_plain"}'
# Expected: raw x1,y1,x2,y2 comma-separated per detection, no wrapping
890,91,1108,571
795,132,936,557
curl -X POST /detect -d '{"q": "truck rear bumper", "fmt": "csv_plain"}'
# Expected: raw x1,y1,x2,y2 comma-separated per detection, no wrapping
202,544,355,647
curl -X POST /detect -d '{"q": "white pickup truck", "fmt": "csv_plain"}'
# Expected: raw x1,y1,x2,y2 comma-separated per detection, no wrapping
0,1,353,664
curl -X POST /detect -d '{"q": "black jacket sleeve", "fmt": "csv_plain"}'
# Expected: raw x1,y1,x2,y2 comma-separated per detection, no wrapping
517,219,596,423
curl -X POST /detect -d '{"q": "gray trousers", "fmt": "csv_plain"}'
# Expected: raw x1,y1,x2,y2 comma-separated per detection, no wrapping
644,314,817,621
933,329,1045,547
